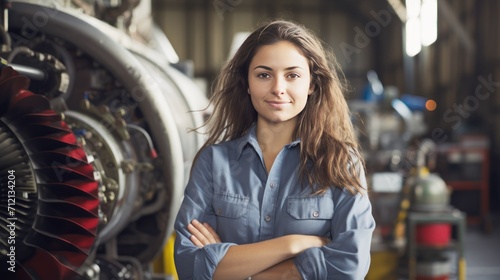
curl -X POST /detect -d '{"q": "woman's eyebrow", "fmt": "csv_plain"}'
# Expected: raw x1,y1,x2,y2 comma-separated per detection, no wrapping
253,65,304,71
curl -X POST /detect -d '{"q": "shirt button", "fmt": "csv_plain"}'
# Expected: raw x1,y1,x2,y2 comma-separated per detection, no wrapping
270,182,277,188
216,208,222,215
312,211,319,218
264,215,271,222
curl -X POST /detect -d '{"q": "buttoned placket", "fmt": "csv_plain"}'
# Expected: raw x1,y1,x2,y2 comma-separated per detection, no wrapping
259,149,285,240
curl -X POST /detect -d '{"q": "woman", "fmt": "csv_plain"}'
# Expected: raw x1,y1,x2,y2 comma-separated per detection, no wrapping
174,20,375,280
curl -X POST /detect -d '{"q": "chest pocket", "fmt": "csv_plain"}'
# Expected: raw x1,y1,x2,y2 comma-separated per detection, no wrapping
213,192,249,218
287,195,334,220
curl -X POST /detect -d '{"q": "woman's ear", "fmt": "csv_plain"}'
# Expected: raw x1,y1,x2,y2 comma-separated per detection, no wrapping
309,84,316,95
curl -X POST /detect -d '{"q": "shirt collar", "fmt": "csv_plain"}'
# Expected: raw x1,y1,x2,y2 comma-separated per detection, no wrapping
236,123,301,159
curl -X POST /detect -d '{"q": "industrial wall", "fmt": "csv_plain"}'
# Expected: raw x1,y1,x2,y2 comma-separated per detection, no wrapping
378,0,500,210
152,0,381,97
152,0,500,209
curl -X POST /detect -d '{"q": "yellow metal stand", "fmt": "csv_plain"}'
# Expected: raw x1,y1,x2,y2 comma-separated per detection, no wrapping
366,250,399,280
458,257,466,280
153,233,178,280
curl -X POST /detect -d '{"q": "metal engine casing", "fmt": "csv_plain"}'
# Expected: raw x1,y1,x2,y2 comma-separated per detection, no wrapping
0,1,208,279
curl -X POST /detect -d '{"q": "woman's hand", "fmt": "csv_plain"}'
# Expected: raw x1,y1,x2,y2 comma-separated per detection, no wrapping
287,235,330,255
187,219,221,247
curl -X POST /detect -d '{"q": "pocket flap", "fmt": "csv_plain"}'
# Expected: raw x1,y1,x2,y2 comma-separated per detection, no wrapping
287,196,334,220
213,193,249,218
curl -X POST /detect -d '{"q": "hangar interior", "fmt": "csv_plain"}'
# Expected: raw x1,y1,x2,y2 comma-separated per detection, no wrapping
0,0,499,279
153,1,500,278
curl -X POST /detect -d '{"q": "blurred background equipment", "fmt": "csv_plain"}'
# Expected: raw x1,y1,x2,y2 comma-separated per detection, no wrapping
355,70,465,280
403,139,465,280
0,0,208,279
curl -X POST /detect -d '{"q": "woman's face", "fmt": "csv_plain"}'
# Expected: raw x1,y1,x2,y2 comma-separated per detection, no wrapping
247,40,312,127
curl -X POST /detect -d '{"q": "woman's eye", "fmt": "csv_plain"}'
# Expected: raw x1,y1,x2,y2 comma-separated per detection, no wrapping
257,73,271,79
287,73,300,79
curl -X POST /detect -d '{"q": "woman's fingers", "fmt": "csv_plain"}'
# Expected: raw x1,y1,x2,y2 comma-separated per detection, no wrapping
187,219,220,246
190,234,204,247
203,222,222,243
192,219,218,244
187,223,206,246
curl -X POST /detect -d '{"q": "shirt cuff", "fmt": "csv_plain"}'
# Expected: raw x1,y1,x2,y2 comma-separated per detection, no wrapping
294,247,326,280
193,243,236,280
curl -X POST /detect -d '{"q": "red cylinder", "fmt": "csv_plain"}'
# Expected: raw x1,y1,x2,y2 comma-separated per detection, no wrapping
416,223,451,246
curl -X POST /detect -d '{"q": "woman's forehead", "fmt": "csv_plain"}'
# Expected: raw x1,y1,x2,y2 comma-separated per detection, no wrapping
249,41,309,68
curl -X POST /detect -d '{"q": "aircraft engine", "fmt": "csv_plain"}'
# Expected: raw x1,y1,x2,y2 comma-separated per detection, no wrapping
0,1,208,279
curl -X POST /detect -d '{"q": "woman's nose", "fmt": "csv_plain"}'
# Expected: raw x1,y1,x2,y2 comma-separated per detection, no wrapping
272,77,285,95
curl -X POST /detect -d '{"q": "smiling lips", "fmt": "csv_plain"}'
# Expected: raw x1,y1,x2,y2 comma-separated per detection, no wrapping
266,100,290,109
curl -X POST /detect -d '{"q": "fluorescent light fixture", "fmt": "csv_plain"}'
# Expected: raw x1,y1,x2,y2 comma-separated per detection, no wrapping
404,0,436,56
406,0,421,18
421,0,438,46
405,0,421,56
406,18,422,57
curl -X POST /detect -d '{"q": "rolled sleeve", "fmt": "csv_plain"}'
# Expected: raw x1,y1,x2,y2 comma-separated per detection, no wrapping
175,232,236,280
294,175,375,279
174,147,236,279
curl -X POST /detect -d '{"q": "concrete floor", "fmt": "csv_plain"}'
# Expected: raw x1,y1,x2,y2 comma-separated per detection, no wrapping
464,212,500,280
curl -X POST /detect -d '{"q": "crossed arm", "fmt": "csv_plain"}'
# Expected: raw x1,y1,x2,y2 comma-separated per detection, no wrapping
187,219,328,280
174,148,375,279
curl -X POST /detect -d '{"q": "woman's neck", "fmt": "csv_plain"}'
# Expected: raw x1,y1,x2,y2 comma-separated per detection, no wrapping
256,120,296,153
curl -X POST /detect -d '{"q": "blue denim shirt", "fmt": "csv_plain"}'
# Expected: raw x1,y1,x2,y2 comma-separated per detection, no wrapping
174,125,375,279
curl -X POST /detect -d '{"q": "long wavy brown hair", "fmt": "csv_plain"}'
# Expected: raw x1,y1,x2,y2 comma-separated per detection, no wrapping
195,19,366,195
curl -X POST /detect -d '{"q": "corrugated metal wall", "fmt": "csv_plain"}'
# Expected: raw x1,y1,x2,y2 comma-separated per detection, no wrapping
151,0,379,98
